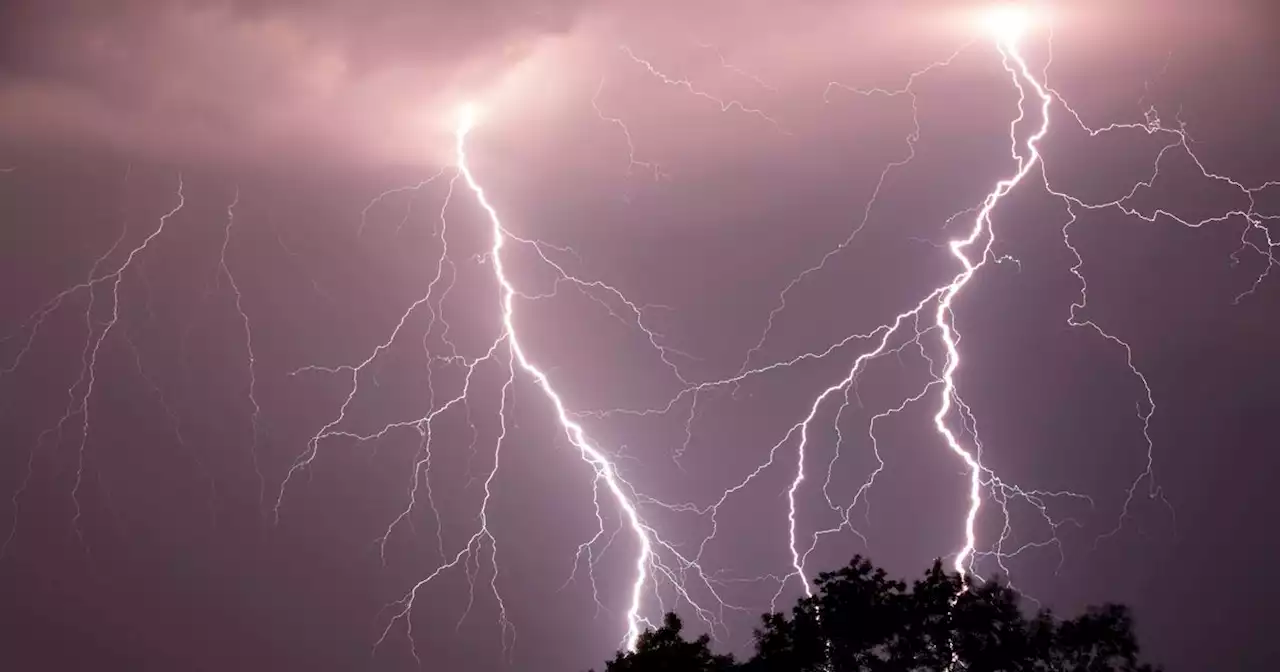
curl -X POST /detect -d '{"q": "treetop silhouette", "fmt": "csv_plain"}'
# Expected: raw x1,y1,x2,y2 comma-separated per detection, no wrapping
591,556,1160,672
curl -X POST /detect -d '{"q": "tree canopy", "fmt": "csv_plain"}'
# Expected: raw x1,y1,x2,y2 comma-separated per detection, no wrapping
590,556,1160,672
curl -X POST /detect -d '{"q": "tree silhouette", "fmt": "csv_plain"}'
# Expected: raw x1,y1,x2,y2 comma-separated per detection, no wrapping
591,612,736,672
590,556,1160,672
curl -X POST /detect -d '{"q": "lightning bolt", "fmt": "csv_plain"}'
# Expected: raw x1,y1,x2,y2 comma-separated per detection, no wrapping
7,3,1276,669
274,98,781,662
350,108,729,660
452,110,656,650
596,30,1059,612
588,3,1206,632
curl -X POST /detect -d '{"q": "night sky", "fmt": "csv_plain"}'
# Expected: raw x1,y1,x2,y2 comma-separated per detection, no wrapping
2,1,1278,670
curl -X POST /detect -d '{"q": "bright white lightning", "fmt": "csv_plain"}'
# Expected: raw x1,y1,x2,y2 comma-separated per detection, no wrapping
609,25,1064,609
593,11,1156,630
933,32,1055,576
453,108,656,652
284,100,738,662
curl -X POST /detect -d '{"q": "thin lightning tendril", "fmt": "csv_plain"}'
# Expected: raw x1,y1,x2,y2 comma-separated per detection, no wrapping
4,177,187,556
620,45,790,135
218,188,267,511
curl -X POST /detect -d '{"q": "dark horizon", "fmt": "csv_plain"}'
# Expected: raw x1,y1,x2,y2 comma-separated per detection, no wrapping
3,1,1278,670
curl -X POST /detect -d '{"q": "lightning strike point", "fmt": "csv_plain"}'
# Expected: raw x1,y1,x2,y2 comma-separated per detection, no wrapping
458,102,482,132
980,3,1037,43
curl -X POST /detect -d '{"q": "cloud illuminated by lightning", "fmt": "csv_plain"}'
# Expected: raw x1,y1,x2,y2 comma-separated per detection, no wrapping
980,2,1037,43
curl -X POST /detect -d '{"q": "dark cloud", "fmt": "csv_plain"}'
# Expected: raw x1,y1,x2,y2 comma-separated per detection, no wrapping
3,0,1253,168
0,0,593,164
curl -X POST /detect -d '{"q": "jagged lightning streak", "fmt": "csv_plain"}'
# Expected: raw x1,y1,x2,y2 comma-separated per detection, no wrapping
284,107,705,659
615,16,1052,603
932,25,1054,576
451,106,655,652
596,6,1089,616
739,8,1086,602
775,2,1243,600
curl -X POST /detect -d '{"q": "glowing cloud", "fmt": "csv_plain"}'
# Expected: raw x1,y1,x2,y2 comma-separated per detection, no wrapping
979,2,1038,42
